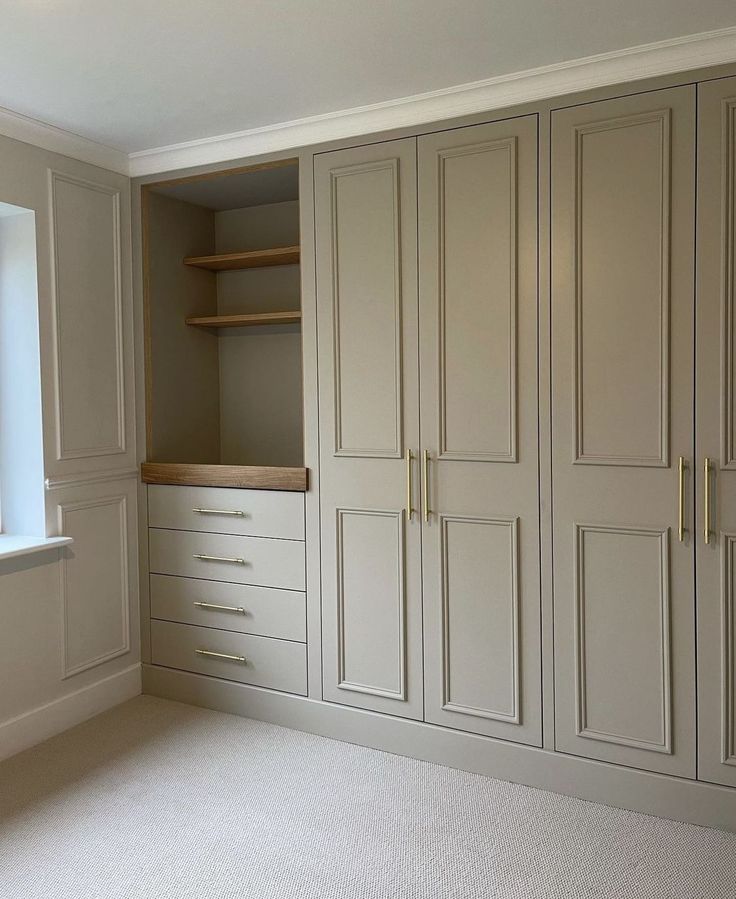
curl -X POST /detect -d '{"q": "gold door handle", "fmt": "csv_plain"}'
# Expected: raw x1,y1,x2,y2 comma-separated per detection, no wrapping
195,648,247,663
193,601,246,614
704,457,711,545
678,456,687,542
406,449,414,520
193,553,245,564
422,449,431,522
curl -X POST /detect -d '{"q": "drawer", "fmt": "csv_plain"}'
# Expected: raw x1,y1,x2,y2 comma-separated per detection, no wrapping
148,484,304,540
149,528,305,591
150,574,306,642
151,619,307,695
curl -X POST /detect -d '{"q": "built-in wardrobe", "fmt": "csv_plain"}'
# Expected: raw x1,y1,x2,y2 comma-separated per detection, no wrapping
314,118,541,745
551,78,735,789
138,71,736,828
311,78,736,793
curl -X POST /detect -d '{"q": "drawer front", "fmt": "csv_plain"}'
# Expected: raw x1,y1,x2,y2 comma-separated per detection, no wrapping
150,574,306,642
149,528,305,590
148,484,304,540
151,619,307,695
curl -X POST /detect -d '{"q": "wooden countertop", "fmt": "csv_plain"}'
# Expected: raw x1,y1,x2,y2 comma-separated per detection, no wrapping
141,462,308,491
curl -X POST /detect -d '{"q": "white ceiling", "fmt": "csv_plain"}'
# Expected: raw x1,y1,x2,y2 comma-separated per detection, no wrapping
2,1,736,158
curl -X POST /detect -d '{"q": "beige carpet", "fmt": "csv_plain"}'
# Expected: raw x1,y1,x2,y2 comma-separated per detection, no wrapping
0,696,735,899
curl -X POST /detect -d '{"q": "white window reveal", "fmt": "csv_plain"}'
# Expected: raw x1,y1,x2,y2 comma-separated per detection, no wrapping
0,201,71,560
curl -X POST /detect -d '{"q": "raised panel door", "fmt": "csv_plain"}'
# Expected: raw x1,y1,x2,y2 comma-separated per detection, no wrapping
696,76,736,787
551,87,696,776
419,116,542,743
315,139,423,719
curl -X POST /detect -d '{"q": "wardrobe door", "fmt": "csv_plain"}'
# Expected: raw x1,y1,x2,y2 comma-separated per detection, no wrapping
314,139,424,719
551,87,696,776
696,76,736,788
418,116,542,743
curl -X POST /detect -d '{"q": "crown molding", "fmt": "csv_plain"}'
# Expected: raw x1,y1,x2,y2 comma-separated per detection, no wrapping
0,104,129,175
2,26,736,180
129,25,736,177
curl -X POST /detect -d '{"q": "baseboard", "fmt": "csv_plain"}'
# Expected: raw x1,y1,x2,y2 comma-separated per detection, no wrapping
143,663,736,833
0,663,142,762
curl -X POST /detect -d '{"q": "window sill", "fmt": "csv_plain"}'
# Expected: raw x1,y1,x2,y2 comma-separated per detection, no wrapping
0,535,73,561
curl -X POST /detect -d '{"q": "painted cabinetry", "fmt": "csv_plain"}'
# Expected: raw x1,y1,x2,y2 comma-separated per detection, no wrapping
315,118,542,744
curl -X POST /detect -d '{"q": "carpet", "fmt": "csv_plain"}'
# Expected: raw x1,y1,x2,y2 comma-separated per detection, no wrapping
1,696,734,898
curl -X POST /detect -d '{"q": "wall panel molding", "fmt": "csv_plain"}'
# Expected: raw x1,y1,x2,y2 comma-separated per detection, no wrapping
336,508,406,699
45,467,138,490
723,99,736,470
574,523,672,753
330,160,404,458
724,534,736,767
440,514,520,723
572,110,671,467
49,170,126,462
58,493,131,678
437,138,518,462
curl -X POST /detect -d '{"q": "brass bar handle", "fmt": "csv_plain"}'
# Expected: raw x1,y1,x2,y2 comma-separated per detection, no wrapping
193,553,245,564
704,457,711,545
406,449,414,520
422,449,431,523
678,456,687,542
193,601,246,614
195,648,246,663
193,508,245,516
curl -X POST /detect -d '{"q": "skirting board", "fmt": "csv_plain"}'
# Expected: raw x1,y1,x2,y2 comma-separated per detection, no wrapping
143,664,736,833
0,663,142,762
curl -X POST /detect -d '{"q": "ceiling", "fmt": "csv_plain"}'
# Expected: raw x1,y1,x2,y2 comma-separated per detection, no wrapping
2,1,736,156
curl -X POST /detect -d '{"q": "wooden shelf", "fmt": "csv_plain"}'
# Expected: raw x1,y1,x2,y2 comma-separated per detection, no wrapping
183,246,300,271
186,311,301,329
141,462,308,492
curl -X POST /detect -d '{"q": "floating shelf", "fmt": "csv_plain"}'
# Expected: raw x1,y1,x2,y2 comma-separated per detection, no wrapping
141,462,308,492
186,311,302,329
183,245,300,271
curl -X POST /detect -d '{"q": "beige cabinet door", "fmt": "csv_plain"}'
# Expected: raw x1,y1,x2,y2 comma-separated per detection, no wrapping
315,139,424,719
551,87,696,776
696,76,736,788
418,116,542,744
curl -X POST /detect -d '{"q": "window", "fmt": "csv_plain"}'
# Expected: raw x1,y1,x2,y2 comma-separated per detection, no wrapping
0,201,59,556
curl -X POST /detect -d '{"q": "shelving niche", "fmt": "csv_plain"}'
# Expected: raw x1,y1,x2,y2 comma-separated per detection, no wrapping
143,159,306,486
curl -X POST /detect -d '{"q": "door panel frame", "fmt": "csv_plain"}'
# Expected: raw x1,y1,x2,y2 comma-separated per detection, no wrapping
315,138,424,721
551,86,697,777
419,114,543,745
696,76,736,788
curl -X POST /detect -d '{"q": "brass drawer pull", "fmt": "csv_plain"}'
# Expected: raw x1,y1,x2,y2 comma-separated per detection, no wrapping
422,449,432,523
406,449,415,520
678,456,687,542
193,601,246,614
704,457,711,545
193,553,245,564
195,648,246,663
193,508,245,516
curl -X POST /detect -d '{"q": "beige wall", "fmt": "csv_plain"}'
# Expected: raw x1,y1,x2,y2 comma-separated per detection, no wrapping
0,132,140,760
146,191,220,463
215,201,303,466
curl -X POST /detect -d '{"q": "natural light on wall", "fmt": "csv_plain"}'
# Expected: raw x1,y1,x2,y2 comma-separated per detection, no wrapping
0,201,70,559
